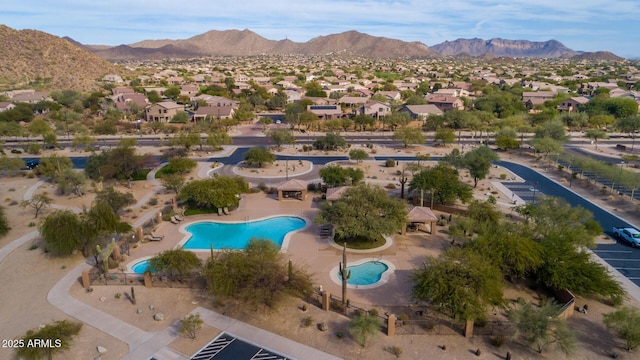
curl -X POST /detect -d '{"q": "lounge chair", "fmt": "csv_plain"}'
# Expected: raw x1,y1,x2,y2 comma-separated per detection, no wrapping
171,216,180,224
223,207,230,215
147,235,162,241
174,214,184,222
217,208,223,216
150,232,164,240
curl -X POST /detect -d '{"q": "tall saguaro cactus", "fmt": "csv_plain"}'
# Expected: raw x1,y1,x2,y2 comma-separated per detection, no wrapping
339,242,351,310
96,238,117,274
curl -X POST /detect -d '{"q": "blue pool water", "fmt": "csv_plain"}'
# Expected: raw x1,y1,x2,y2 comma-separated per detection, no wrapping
339,261,389,286
132,259,152,274
183,216,306,250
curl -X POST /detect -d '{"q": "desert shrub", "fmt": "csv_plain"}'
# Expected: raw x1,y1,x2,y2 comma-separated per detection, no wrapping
386,345,403,358
302,316,314,328
385,183,396,189
385,159,396,167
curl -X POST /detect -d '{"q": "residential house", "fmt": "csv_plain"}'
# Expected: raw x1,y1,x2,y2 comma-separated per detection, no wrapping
399,104,443,120
167,77,184,85
425,96,464,112
193,95,238,107
145,101,185,122
115,93,148,112
144,87,168,97
340,96,369,108
307,104,343,120
375,91,402,102
103,74,123,83
557,97,590,112
522,91,556,104
111,87,135,96
191,106,235,121
284,89,303,104
0,102,16,112
180,84,200,100
10,91,51,104
358,100,391,118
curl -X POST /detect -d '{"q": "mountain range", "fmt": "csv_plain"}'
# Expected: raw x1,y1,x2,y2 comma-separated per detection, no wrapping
0,25,625,91
83,29,622,61
0,25,120,91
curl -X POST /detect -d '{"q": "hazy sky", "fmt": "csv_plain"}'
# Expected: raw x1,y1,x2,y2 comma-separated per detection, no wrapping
2,0,638,57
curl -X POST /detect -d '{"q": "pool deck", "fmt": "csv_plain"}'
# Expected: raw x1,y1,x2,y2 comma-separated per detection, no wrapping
139,191,448,309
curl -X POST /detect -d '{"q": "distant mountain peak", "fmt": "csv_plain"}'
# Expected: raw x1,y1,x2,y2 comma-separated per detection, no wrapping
431,38,578,58
91,29,438,60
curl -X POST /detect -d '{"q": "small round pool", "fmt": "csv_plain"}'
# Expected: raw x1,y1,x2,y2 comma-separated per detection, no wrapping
331,259,395,289
131,259,153,274
181,216,307,251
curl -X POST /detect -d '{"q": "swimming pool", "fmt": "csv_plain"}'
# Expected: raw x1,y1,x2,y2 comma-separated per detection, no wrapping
131,259,152,274
181,216,307,251
330,259,395,289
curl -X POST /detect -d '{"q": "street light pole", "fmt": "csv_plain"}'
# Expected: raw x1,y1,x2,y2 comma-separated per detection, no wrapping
532,182,539,205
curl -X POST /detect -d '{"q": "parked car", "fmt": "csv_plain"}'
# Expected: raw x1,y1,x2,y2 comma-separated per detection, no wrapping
613,227,640,247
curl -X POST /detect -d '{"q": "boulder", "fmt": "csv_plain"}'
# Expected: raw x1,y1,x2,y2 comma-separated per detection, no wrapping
97,345,107,354
149,304,155,310
136,309,143,315
99,296,106,302
318,322,328,331
153,312,165,321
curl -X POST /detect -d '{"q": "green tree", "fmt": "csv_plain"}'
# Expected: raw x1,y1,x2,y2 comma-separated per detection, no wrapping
349,149,368,163
507,299,575,355
584,129,609,150
603,306,640,351
393,126,425,147
244,147,276,168
16,320,82,360
353,114,376,131
0,155,25,176
94,186,136,213
80,202,132,256
616,116,640,151
20,193,53,218
460,146,499,187
39,210,83,256
28,118,53,136
267,128,296,150
0,205,10,238
434,127,455,146
469,222,543,279
412,247,504,321
160,173,186,194
164,157,197,174
319,165,364,187
38,154,74,179
71,134,96,151
179,176,249,209
57,168,86,196
170,111,189,123
523,197,625,305
495,126,520,149
148,248,202,281
313,132,347,150
266,91,287,110
204,238,312,307
348,314,382,347
530,136,563,158
179,313,204,339
206,131,233,150
317,184,407,243
170,132,201,151
409,163,472,207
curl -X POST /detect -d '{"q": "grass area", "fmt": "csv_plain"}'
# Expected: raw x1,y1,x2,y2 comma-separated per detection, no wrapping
154,166,171,178
184,207,219,216
132,169,151,181
336,235,387,250
373,71,404,81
